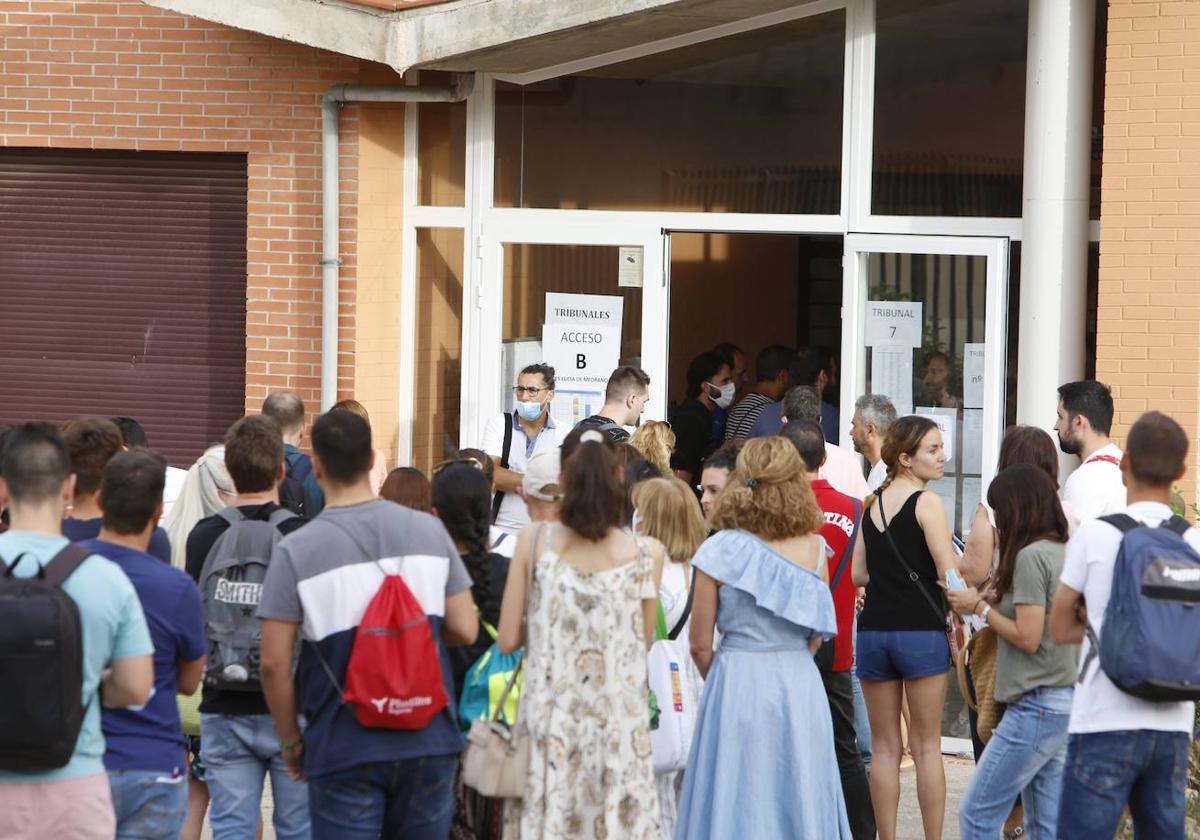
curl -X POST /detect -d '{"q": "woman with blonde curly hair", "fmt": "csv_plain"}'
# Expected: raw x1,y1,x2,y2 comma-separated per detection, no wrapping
675,437,850,839
629,420,675,477
631,477,707,839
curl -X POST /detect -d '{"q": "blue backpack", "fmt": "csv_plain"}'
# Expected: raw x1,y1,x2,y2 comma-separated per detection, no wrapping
1084,514,1200,702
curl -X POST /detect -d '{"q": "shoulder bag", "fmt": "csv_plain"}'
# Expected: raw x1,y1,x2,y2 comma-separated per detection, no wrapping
461,523,544,799
876,490,960,664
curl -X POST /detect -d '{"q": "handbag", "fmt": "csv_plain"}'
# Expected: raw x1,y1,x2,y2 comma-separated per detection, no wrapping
956,625,1003,741
461,658,528,798
876,490,958,664
460,523,545,799
648,570,700,775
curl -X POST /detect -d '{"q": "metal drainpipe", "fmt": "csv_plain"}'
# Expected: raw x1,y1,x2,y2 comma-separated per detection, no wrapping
320,74,475,411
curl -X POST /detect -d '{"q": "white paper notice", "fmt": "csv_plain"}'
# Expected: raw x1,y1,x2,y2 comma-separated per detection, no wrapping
915,406,956,463
963,343,986,409
961,477,982,536
866,301,923,348
617,247,644,288
542,293,625,430
962,409,984,475
926,477,958,536
544,292,624,329
872,345,914,416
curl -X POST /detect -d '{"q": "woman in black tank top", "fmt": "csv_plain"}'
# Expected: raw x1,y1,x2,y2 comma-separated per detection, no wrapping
850,416,962,840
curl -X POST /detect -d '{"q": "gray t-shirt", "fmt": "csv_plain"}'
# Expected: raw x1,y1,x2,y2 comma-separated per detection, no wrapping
258,499,473,777
994,539,1080,703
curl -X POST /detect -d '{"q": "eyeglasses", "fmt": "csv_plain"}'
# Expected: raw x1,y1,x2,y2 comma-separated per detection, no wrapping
513,386,547,397
432,457,486,476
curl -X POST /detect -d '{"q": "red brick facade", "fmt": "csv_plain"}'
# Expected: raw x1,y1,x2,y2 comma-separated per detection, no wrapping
0,0,404,422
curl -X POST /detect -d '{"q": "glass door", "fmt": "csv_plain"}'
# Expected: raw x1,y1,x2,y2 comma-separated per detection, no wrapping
843,233,1009,752
464,214,666,447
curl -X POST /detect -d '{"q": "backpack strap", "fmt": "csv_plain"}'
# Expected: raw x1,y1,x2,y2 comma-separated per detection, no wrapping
829,497,861,594
217,507,245,527
667,570,696,641
267,508,299,528
42,544,91,588
491,413,516,524
1098,513,1140,534
1161,516,1191,538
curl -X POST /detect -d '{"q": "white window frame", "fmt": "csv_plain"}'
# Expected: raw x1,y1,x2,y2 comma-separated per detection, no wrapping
397,0,1101,465
842,233,1012,485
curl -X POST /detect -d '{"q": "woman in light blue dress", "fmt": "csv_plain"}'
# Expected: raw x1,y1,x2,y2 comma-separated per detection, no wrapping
675,437,851,840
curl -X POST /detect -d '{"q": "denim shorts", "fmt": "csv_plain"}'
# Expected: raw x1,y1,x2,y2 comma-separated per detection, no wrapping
856,629,949,681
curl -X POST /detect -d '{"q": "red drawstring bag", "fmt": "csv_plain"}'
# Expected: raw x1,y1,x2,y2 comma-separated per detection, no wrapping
341,575,448,730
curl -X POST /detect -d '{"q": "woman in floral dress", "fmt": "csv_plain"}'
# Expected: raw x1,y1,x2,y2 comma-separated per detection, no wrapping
497,428,665,839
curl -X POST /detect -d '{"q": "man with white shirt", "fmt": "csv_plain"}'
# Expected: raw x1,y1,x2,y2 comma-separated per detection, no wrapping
781,386,870,501
1054,380,1126,520
849,394,897,492
481,363,567,536
1049,412,1196,839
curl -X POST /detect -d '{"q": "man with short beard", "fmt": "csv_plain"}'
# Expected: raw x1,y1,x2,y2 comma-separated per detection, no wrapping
1054,380,1127,520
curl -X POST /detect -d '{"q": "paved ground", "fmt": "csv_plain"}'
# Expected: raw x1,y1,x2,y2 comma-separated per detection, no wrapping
897,755,974,840
205,755,976,839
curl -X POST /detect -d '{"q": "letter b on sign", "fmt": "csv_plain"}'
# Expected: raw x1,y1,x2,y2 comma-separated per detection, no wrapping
576,354,586,369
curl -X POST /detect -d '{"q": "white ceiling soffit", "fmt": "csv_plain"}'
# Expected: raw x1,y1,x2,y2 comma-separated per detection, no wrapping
138,0,814,76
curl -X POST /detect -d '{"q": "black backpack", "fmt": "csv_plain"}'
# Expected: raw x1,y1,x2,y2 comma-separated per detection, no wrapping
279,451,313,519
0,544,90,771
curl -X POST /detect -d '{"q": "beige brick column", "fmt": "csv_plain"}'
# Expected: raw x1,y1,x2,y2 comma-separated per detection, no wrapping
1099,0,1200,506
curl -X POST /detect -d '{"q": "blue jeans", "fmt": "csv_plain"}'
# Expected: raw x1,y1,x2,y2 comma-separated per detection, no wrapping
958,685,1073,840
108,769,188,840
1057,729,1191,840
200,714,311,840
307,755,458,840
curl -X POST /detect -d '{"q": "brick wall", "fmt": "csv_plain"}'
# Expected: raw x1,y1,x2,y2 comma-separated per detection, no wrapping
0,0,404,436
1099,0,1200,504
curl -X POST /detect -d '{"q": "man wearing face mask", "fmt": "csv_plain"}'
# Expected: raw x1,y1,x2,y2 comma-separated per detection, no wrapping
574,365,652,443
481,363,567,536
669,351,735,485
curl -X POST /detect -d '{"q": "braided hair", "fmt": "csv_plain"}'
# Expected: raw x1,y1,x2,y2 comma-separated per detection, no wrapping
431,463,499,621
865,414,940,508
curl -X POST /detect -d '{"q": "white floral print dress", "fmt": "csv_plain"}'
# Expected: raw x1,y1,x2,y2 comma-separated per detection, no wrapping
504,526,660,839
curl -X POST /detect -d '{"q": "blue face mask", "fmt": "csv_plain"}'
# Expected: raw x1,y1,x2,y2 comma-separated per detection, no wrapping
516,400,545,422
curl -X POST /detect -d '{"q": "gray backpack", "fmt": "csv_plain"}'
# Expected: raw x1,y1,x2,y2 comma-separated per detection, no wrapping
199,507,297,691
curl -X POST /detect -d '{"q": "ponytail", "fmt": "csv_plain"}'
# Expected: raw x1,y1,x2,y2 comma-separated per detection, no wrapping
560,431,624,541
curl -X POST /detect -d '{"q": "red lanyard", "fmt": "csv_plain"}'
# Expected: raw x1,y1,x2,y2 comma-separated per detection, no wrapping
1084,453,1122,467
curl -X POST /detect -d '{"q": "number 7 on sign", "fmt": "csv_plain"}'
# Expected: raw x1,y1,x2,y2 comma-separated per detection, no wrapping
889,326,897,338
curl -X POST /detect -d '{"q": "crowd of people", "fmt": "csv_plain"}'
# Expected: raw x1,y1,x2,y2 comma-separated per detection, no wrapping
0,350,1197,840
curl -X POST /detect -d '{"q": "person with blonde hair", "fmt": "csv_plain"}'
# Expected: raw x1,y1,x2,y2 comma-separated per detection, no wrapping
163,444,233,570
629,420,676,477
676,437,850,839
331,398,389,495
631,476,707,839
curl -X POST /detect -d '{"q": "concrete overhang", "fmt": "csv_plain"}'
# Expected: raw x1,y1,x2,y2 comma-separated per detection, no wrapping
138,0,819,77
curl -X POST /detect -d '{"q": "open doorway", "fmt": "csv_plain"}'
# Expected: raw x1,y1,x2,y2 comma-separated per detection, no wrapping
667,231,844,421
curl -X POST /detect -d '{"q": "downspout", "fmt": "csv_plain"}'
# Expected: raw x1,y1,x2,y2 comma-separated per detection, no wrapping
320,74,474,411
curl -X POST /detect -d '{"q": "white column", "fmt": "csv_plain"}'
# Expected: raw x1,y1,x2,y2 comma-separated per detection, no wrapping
1016,0,1095,433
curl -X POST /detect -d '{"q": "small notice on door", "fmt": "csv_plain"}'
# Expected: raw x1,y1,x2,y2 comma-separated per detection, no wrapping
618,247,644,288
872,345,914,417
866,301,923,348
963,343,985,409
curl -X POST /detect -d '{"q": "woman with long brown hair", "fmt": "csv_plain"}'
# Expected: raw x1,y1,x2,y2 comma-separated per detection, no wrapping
945,464,1076,840
675,437,850,839
851,415,960,840
497,427,665,839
